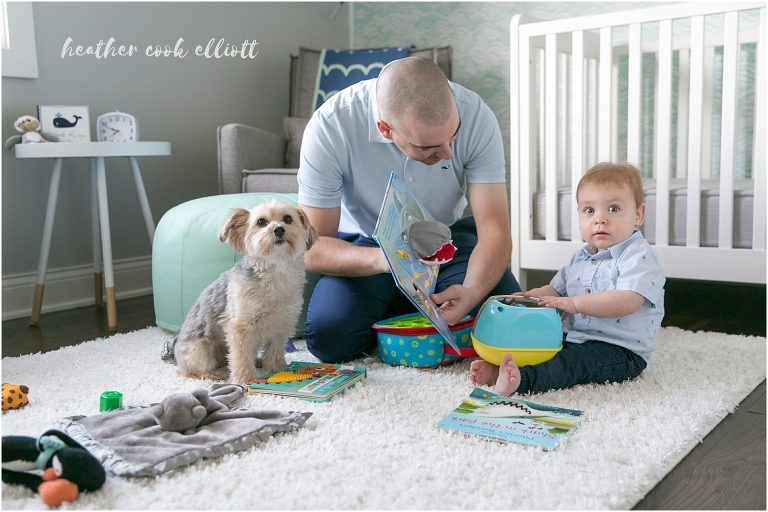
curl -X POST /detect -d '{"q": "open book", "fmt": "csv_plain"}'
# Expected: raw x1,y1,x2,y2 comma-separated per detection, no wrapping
372,172,460,354
435,388,582,450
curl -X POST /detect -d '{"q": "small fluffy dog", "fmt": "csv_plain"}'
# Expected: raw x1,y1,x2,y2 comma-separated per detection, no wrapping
162,200,318,385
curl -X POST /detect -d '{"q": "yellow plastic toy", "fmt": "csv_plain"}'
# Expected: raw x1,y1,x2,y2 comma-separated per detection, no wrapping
267,372,312,384
471,296,563,366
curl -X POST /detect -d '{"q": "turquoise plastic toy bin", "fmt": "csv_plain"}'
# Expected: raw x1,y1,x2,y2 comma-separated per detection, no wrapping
471,297,563,366
152,193,318,335
372,313,475,368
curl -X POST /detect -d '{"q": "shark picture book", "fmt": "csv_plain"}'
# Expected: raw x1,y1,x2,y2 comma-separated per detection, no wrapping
372,172,460,353
435,387,583,450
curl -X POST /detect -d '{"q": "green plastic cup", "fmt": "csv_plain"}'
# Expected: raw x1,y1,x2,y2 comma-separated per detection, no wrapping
99,391,123,412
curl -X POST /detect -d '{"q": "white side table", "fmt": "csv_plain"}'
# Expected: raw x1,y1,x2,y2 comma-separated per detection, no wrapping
14,141,172,330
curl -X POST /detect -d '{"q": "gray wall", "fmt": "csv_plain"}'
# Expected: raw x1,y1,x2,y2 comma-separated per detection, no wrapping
2,2,349,278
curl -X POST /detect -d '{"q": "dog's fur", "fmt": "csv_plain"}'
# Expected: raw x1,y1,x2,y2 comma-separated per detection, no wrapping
162,201,319,385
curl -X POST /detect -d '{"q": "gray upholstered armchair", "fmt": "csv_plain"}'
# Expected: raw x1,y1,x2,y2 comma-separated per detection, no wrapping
217,46,452,196
217,120,305,195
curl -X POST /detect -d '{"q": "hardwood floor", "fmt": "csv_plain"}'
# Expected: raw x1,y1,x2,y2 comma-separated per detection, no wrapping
634,279,766,510
2,279,765,509
2,294,160,359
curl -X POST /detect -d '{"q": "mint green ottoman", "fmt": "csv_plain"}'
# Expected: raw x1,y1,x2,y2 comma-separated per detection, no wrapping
152,192,318,336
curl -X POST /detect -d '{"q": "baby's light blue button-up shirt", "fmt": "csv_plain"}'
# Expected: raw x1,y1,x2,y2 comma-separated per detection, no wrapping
550,230,666,361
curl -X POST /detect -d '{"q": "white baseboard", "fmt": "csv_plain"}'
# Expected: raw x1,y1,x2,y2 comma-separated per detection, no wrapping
2,256,153,321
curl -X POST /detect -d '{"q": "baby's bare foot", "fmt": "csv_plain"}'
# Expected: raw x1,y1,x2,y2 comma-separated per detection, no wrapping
495,353,521,396
469,359,500,386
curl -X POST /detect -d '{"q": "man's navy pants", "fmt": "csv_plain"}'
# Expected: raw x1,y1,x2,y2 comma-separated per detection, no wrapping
304,217,520,363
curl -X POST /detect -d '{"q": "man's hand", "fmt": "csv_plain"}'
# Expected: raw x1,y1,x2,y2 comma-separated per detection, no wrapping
431,284,483,325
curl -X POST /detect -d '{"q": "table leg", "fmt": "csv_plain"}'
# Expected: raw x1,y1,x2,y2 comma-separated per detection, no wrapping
30,158,63,326
129,156,155,242
90,158,103,306
95,156,117,330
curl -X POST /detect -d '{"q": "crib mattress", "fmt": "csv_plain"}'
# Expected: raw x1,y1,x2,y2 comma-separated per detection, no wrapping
533,180,754,249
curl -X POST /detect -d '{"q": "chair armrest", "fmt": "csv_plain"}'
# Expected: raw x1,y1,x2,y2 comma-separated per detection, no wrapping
217,123,288,194
242,168,299,193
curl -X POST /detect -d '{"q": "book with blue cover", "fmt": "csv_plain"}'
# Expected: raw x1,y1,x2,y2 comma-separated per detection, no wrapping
245,361,366,402
372,172,460,354
435,387,583,450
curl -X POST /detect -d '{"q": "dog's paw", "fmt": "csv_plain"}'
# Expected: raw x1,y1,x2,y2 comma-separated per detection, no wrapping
257,354,287,375
230,367,260,386
230,375,257,386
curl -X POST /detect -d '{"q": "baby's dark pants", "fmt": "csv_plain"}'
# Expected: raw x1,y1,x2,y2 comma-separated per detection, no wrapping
515,339,648,394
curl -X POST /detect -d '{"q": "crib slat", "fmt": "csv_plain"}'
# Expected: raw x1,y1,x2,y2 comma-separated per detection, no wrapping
510,15,522,281
655,19,673,246
545,33,558,241
676,49,690,179
611,54,620,163
559,52,569,187
701,46,715,180
519,33,532,245
686,15,705,248
588,59,598,168
571,30,585,242
599,27,612,162
718,11,740,249
627,23,642,165
538,48,546,198
753,8,767,251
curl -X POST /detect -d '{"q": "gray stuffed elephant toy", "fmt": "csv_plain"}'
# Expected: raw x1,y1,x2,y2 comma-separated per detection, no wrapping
151,384,292,435
151,389,211,434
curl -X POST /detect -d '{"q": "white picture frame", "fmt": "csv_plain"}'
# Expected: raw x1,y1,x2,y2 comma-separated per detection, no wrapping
37,105,90,142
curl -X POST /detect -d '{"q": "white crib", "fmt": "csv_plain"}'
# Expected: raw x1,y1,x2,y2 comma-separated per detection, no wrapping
510,2,766,289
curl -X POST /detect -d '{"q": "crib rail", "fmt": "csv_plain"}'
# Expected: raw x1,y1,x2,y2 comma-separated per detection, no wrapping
510,3,766,286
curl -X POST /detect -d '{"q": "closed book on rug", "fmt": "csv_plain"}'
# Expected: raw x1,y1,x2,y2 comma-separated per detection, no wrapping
246,361,367,402
436,387,582,450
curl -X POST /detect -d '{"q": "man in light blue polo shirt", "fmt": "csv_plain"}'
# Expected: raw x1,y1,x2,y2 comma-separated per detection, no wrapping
298,57,520,363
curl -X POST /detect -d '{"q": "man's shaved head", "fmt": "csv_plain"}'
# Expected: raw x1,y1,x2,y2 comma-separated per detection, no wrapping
376,57,455,129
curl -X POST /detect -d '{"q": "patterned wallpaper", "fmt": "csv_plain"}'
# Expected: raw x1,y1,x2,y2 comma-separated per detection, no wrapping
353,2,760,181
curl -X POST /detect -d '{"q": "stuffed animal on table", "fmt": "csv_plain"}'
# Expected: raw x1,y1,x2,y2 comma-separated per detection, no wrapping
1,429,106,506
2,383,29,412
5,115,59,150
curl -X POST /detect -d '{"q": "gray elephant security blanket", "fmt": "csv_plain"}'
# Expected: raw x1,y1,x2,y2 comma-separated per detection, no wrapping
57,384,311,477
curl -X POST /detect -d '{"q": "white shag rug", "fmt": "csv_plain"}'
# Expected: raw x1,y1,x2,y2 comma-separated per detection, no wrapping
1,326,765,510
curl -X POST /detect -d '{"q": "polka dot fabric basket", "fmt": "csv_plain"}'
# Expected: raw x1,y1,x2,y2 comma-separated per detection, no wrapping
372,313,475,368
